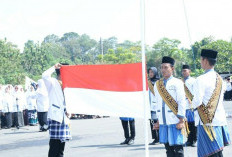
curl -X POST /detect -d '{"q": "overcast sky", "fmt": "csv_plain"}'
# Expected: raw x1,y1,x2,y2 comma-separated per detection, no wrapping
0,0,232,51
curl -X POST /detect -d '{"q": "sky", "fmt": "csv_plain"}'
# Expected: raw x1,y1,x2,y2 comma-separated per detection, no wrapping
0,0,232,51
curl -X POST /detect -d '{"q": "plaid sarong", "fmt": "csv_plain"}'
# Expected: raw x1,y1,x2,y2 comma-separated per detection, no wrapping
48,119,72,142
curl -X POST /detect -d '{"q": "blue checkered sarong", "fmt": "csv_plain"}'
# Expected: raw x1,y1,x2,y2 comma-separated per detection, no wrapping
159,124,186,146
48,119,72,142
197,125,231,157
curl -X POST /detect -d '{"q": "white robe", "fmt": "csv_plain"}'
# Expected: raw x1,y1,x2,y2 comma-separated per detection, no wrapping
149,88,156,112
184,77,196,109
2,93,14,113
192,70,227,126
153,76,186,125
35,79,49,112
26,91,37,110
42,66,68,123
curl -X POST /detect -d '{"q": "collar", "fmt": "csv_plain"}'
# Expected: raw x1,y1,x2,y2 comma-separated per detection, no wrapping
164,75,173,82
184,76,190,81
205,68,214,74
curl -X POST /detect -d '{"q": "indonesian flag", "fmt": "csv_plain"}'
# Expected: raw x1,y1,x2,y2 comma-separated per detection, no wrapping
60,63,150,118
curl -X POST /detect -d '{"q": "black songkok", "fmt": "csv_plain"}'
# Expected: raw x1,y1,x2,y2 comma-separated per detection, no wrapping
162,56,175,66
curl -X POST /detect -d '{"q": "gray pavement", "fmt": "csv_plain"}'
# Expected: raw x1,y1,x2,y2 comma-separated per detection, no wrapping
1,101,232,157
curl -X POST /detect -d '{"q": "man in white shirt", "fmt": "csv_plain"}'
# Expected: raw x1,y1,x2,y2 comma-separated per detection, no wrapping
192,49,231,157
42,63,71,157
181,65,197,147
153,56,186,157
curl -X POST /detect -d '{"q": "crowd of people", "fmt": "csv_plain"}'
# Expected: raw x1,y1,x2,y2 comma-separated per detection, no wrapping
0,83,49,131
0,83,102,130
0,49,231,157
116,49,231,157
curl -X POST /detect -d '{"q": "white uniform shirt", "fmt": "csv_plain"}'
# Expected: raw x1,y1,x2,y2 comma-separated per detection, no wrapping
153,76,186,125
13,92,26,112
26,91,37,110
192,70,227,126
34,79,49,112
184,77,196,109
2,93,14,113
149,88,156,111
226,82,232,91
42,66,67,123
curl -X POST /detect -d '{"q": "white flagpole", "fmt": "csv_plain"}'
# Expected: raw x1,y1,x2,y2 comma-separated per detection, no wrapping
140,0,149,156
182,0,196,70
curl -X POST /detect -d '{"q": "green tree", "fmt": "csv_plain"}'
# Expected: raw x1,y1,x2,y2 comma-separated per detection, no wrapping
21,40,56,81
0,39,25,84
147,38,187,77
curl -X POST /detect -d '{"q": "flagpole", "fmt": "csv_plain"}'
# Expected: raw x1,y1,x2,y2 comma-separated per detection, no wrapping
182,0,196,70
140,0,149,156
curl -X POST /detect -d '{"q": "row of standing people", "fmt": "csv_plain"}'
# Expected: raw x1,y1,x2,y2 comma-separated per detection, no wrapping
148,49,230,157
0,80,49,131
41,49,231,157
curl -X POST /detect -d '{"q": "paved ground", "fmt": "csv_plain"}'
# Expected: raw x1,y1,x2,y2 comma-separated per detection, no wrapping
0,101,232,157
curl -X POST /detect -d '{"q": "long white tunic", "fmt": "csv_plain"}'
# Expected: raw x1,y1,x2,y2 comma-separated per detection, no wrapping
149,88,156,112
13,92,26,112
153,76,186,125
42,66,67,123
35,79,49,112
184,77,196,109
2,93,14,113
192,70,227,126
26,91,37,110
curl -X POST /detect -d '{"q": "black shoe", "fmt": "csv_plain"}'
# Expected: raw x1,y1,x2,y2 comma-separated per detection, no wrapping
120,138,129,145
128,139,134,145
185,141,192,147
42,128,48,132
16,126,20,129
149,140,159,145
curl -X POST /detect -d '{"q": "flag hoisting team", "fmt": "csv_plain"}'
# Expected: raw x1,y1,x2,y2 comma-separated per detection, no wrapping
0,48,231,157
149,49,231,157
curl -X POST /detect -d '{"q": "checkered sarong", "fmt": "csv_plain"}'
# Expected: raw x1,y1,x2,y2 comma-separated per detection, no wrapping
48,119,71,142
198,125,231,157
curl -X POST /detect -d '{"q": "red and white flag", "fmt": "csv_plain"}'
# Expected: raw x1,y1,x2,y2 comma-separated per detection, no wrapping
60,63,150,118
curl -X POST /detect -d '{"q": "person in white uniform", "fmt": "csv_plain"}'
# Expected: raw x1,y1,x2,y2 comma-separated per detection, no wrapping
192,49,231,157
148,67,159,145
26,85,38,126
42,63,71,157
181,65,197,147
36,79,49,132
2,86,14,129
153,56,186,157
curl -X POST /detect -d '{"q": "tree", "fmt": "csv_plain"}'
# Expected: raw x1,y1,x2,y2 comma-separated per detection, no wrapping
43,34,60,43
21,40,56,81
0,39,25,84
202,40,232,73
147,38,187,76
